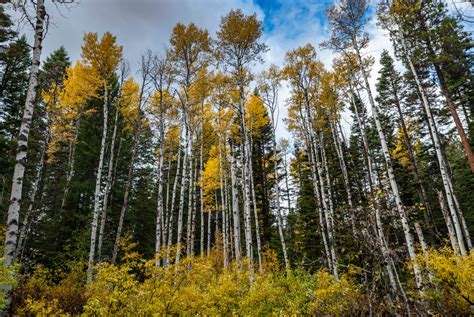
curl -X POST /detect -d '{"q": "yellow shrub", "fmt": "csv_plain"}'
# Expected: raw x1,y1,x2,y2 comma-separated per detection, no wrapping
412,248,474,314
84,243,364,316
12,262,86,315
309,271,363,315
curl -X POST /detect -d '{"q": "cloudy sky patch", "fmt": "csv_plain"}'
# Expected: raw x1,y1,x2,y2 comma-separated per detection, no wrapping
6,0,397,139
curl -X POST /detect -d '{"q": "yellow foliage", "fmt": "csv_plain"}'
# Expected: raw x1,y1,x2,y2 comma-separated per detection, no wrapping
391,124,421,170
81,31,123,81
45,61,101,160
246,94,269,136
12,263,86,315
390,0,421,15
120,77,140,130
83,241,364,316
411,248,474,314
310,271,362,315
202,145,222,211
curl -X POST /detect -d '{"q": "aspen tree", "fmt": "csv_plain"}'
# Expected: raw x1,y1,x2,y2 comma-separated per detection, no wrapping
4,0,46,265
112,52,153,263
168,22,211,263
378,0,470,254
217,9,268,265
82,31,122,282
324,0,424,291
97,61,130,261
258,66,289,269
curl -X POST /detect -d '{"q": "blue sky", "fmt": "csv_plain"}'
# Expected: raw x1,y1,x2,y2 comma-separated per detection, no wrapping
255,0,333,33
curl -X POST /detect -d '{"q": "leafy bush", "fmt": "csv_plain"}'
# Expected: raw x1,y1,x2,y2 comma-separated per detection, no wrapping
84,243,364,315
12,262,86,315
0,258,18,310
411,248,474,315
0,225,18,311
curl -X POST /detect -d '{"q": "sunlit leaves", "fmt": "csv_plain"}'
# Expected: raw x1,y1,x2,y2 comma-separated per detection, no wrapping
81,32,123,82
120,77,140,130
45,61,101,159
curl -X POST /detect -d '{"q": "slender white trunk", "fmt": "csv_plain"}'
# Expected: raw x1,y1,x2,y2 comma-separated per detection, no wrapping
331,122,356,235
272,139,289,269
218,136,229,267
87,84,109,282
207,209,212,257
449,180,472,250
437,189,458,250
163,159,172,247
186,157,196,257
97,104,120,261
241,140,253,262
398,32,467,255
351,91,399,295
248,133,263,271
111,110,141,264
301,92,337,277
304,132,332,272
354,42,423,291
155,139,165,257
200,129,205,256
61,126,79,210
4,0,45,266
165,146,182,267
230,140,241,261
175,128,190,264
319,133,338,278
16,134,48,259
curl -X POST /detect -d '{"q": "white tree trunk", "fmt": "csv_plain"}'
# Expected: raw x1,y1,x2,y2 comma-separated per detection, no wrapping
248,133,263,271
240,139,253,263
230,141,242,261
165,146,182,267
351,90,400,295
319,133,338,278
111,109,141,264
200,130,205,256
155,139,165,258
4,0,46,266
218,137,229,267
186,157,196,257
87,84,109,282
61,125,79,211
398,32,467,255
97,103,120,261
437,189,458,250
163,159,172,247
331,121,356,235
175,128,190,264
354,43,424,291
16,134,48,259
272,140,289,269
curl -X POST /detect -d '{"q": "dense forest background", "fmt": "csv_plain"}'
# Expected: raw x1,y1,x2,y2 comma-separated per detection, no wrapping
0,0,473,315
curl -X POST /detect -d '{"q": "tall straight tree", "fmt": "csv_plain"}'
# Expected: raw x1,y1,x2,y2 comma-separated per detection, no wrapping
112,52,152,263
3,0,46,266
150,55,174,258
217,9,267,264
97,61,130,261
82,31,122,282
168,22,211,263
258,65,289,269
324,0,423,291
377,0,470,254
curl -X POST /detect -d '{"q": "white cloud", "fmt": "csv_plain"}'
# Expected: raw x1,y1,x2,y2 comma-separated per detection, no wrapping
6,0,399,141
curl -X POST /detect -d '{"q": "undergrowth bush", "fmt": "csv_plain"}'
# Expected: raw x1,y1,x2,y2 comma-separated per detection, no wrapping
7,240,473,315
83,243,364,315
